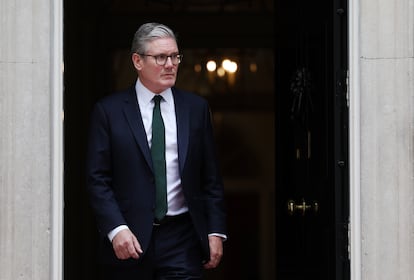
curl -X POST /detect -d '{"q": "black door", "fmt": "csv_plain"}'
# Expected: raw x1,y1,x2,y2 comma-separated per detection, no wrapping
275,0,349,279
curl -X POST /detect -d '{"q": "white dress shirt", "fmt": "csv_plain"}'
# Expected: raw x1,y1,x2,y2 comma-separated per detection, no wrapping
135,79,189,216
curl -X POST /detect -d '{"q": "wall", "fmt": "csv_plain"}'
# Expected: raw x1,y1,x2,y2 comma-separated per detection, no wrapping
0,0,63,279
1,0,414,279
359,0,414,279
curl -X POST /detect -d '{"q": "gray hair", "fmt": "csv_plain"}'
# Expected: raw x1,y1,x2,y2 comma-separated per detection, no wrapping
130,22,177,54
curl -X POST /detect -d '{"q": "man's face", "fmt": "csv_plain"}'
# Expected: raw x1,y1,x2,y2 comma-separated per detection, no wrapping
132,37,179,94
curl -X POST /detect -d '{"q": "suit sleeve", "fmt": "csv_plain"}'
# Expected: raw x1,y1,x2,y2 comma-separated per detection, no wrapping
86,102,126,236
201,103,227,236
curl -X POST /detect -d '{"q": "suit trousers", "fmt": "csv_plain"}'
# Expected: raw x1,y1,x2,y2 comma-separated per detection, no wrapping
101,213,204,280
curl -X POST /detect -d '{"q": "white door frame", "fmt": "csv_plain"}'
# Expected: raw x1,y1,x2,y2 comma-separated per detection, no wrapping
50,1,362,279
349,0,362,279
51,0,64,279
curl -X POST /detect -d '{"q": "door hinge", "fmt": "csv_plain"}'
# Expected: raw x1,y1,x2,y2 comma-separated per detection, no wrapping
347,219,351,260
346,70,349,108
336,70,349,108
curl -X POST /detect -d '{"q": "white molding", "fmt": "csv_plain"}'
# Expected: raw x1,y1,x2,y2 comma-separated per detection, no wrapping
348,0,362,279
50,0,64,279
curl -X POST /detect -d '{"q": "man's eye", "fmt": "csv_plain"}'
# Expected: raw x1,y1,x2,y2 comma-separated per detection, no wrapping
157,55,167,60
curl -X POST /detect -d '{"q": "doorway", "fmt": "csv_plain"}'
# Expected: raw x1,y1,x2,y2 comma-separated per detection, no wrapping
63,0,348,279
64,1,274,280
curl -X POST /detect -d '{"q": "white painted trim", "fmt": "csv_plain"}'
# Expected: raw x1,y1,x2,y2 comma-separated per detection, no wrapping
348,0,362,279
50,0,64,279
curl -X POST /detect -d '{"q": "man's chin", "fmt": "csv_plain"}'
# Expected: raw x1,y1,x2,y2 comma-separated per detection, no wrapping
162,79,176,88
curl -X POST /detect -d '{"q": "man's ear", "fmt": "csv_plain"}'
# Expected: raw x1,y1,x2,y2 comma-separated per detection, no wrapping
131,53,142,71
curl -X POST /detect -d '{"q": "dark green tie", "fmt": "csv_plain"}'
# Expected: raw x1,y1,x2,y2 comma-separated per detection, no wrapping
151,95,167,221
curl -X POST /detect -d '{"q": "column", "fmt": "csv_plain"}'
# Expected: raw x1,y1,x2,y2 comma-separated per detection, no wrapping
359,0,414,279
0,0,63,279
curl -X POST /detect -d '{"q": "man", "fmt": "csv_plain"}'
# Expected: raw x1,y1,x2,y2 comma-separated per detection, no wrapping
86,22,227,279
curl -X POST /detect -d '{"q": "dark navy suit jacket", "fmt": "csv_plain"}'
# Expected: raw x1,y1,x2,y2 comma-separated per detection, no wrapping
86,86,227,264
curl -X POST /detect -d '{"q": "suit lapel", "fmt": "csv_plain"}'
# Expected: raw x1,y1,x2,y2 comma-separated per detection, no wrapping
173,88,189,173
122,87,153,170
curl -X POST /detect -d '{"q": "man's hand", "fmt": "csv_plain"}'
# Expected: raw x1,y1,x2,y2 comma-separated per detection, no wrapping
203,235,223,269
112,228,143,260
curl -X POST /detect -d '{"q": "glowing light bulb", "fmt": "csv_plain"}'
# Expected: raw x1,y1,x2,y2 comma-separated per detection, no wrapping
217,67,226,77
228,61,238,73
222,59,238,73
249,63,258,73
206,60,217,72
222,59,232,71
194,64,202,73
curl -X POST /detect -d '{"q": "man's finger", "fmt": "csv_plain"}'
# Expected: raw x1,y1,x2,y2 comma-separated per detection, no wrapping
127,236,142,259
132,236,143,254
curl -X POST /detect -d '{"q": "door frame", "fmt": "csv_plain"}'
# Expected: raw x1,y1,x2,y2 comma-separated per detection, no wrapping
348,0,362,279
51,0,64,279
50,0,362,279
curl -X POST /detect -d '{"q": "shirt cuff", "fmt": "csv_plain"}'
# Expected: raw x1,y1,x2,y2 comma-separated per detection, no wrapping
108,225,129,242
208,233,227,241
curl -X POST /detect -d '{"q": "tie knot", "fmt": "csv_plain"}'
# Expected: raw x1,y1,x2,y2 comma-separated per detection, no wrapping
153,95,163,105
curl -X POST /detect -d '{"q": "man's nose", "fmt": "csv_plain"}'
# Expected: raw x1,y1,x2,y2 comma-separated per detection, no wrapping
164,56,174,66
